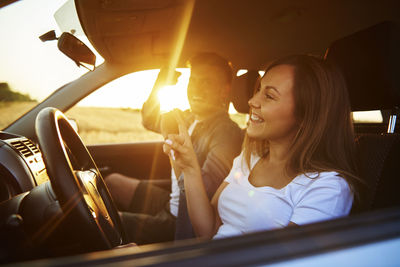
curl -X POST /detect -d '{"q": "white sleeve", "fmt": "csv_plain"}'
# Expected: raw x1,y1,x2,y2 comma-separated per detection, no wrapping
223,152,244,184
290,174,353,225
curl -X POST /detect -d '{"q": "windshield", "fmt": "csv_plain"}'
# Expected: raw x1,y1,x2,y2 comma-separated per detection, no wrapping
0,0,101,129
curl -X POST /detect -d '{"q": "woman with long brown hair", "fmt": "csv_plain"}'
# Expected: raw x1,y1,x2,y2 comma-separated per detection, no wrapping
164,55,358,239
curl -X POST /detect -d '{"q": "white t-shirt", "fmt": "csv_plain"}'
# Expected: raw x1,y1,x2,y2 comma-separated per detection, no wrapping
169,120,199,217
213,152,353,239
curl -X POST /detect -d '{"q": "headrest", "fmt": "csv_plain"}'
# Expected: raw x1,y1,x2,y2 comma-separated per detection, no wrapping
325,21,400,111
231,70,260,113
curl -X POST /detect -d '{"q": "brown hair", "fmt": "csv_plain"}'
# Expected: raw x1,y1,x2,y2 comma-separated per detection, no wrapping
243,55,359,193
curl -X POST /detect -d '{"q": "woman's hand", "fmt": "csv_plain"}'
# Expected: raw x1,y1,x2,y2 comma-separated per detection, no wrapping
163,112,218,239
163,112,201,176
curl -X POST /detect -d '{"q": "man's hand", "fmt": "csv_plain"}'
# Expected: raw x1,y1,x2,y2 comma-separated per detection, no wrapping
154,67,181,88
142,68,181,132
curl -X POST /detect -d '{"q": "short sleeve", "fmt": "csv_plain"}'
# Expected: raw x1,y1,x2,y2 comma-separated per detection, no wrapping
223,152,244,184
290,173,353,225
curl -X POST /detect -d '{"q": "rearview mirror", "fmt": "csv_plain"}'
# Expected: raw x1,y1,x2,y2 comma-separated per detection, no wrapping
40,30,96,71
57,32,96,70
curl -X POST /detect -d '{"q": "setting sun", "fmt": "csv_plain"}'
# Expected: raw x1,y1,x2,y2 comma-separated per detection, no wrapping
157,69,191,112
75,67,242,115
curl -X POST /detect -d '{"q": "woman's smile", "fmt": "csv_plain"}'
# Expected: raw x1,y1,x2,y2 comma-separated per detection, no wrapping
246,64,297,142
250,113,265,123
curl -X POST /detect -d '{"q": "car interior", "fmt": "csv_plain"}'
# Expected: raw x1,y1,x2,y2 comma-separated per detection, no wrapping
325,21,400,214
230,21,400,215
0,0,400,265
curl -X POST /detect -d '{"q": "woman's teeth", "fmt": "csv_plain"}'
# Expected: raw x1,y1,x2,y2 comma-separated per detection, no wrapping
251,113,264,122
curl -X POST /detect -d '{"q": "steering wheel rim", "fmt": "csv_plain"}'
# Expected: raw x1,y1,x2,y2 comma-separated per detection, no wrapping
35,107,127,250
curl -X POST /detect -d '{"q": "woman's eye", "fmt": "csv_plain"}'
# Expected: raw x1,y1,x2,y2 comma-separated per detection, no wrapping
265,94,274,100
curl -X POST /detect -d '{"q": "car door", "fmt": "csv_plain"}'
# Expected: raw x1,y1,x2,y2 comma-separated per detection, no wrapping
64,70,173,187
88,141,171,185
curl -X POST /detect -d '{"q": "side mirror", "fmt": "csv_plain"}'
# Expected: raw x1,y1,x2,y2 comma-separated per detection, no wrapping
39,30,96,71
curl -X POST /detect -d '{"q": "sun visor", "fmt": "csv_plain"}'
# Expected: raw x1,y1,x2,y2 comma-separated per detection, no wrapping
74,0,192,67
54,0,85,36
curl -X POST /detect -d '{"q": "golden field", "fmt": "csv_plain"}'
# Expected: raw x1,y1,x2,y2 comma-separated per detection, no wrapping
1,102,248,145
66,106,164,144
0,101,37,128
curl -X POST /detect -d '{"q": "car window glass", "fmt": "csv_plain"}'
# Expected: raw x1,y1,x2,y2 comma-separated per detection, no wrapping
0,0,103,130
65,69,248,145
352,110,383,123
66,70,164,145
65,67,382,146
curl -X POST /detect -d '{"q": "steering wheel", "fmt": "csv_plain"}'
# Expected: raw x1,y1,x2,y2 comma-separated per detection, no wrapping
35,107,127,250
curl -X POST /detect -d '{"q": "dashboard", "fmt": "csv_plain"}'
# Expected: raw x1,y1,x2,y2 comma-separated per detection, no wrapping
0,132,49,202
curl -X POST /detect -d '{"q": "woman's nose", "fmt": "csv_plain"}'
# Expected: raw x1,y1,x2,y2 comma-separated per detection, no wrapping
248,93,260,109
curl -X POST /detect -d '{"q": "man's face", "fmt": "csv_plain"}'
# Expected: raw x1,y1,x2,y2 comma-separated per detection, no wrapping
187,64,229,118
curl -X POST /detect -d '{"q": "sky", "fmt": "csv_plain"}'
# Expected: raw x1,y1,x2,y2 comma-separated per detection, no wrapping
0,0,88,101
0,0,192,111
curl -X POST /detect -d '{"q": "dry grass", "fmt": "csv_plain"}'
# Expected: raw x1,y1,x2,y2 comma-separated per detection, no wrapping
1,102,248,145
65,106,163,144
0,101,37,128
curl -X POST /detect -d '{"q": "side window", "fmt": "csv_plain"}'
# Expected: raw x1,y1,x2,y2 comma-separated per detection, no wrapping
352,110,383,123
66,69,190,145
66,68,250,145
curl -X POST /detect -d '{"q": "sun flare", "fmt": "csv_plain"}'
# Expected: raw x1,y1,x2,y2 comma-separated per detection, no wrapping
157,69,191,112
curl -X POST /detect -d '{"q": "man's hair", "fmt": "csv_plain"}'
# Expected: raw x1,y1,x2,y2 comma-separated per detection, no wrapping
186,52,233,85
242,54,360,195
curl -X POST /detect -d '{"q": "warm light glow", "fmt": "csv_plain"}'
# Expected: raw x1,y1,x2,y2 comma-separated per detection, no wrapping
157,69,191,112
77,69,159,108
234,171,242,180
258,70,265,77
229,103,239,114
155,0,194,113
162,0,195,89
236,69,248,76
157,85,189,112
352,110,383,123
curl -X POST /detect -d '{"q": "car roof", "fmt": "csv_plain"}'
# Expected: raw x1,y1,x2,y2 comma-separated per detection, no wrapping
75,0,400,70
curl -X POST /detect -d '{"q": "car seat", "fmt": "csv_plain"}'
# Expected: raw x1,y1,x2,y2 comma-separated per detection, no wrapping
230,21,400,214
231,70,260,114
324,21,400,213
